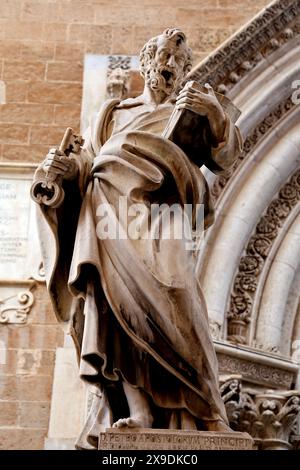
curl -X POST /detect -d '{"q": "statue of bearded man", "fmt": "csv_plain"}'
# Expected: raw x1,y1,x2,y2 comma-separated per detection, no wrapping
33,28,243,449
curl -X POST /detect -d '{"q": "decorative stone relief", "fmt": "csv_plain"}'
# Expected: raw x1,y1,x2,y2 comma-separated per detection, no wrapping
81,54,140,132
227,169,300,345
217,353,295,389
106,67,130,100
189,0,300,94
106,56,132,100
0,165,43,326
209,320,222,340
211,97,295,203
0,282,35,324
221,377,300,450
107,55,131,72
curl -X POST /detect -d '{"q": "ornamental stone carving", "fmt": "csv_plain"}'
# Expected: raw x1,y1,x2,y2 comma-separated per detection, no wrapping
221,377,300,450
106,67,130,99
189,0,300,94
227,169,300,345
211,97,296,203
217,353,295,389
0,287,35,324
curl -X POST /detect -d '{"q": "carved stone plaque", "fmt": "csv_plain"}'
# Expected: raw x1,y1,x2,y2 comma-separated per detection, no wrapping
0,164,41,281
99,429,253,450
0,163,43,283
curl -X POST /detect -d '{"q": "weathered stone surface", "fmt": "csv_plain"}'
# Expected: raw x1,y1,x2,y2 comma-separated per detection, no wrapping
54,104,81,126
3,60,45,80
99,429,253,450
0,103,54,124
1,143,50,162
28,82,82,104
29,125,67,145
0,428,46,450
46,61,83,83
19,401,50,428
0,401,19,426
0,123,29,143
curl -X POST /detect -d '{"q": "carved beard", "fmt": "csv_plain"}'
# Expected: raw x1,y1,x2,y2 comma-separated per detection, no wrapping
145,62,184,95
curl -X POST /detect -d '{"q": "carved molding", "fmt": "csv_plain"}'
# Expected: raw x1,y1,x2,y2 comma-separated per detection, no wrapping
211,97,296,203
217,353,295,389
221,378,300,450
226,169,300,345
0,282,35,324
189,0,300,94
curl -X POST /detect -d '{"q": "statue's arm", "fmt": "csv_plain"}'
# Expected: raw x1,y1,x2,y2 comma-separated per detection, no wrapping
176,82,243,174
33,98,120,205
209,114,243,174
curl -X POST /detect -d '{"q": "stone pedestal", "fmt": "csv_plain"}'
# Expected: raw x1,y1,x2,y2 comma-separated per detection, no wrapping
99,429,253,450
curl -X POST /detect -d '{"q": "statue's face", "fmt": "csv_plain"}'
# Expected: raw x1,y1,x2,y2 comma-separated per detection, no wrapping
146,36,187,95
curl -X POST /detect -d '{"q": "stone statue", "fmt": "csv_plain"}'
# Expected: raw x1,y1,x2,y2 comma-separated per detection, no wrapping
31,28,243,450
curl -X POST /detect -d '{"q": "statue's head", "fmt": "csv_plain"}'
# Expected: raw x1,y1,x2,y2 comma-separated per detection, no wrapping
139,28,193,96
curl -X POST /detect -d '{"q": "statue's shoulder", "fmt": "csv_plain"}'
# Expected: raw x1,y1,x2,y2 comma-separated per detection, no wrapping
115,95,144,110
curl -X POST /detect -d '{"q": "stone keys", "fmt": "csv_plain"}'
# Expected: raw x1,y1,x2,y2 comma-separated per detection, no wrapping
30,128,84,209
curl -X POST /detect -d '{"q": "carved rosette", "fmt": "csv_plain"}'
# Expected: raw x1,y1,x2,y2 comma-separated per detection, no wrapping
227,169,300,345
221,378,300,450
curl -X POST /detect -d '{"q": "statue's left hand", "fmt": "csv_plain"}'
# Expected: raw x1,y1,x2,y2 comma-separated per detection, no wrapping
176,83,226,144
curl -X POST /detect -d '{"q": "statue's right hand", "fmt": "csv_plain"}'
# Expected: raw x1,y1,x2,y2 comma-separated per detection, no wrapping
42,148,78,181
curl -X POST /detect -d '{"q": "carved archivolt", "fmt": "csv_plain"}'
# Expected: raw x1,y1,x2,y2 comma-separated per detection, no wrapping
189,0,300,94
211,97,296,203
227,169,300,344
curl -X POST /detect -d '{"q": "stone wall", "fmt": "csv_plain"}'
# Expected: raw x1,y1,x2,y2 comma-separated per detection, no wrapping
0,0,270,163
0,285,64,449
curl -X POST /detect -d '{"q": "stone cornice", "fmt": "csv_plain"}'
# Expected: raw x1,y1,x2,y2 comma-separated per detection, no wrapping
215,340,299,389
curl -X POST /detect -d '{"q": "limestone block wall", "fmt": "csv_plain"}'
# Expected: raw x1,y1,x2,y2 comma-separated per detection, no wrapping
0,0,270,163
0,284,64,449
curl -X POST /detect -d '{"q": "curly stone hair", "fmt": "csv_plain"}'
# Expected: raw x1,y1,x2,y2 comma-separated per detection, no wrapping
139,28,193,79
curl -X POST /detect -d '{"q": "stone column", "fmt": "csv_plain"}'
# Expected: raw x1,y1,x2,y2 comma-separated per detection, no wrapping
221,378,300,450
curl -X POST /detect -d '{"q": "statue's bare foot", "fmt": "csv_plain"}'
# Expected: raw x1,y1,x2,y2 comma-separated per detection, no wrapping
205,419,235,433
112,414,153,429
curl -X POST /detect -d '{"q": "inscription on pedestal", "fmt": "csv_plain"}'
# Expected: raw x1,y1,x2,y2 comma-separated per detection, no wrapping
99,429,253,450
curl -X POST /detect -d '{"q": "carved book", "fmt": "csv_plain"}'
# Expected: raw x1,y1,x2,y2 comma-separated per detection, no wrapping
162,80,241,169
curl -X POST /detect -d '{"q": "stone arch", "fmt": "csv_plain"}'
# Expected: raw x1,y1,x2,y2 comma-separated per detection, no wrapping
190,0,300,359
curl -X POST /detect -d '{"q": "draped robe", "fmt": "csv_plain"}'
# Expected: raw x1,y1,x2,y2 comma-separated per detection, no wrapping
34,94,242,449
